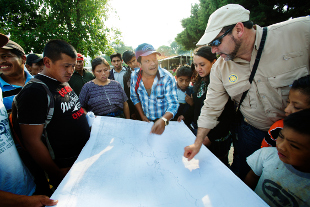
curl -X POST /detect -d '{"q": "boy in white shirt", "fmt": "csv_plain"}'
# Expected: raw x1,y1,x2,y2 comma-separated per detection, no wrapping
245,109,310,207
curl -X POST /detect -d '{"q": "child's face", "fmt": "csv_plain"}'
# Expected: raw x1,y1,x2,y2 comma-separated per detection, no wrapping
176,76,191,90
276,127,310,172
126,56,139,70
284,89,310,116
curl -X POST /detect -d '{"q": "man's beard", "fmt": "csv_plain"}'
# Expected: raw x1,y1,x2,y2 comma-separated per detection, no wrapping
224,36,241,61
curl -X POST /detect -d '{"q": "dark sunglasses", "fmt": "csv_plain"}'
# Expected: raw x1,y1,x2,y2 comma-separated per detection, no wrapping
208,25,235,47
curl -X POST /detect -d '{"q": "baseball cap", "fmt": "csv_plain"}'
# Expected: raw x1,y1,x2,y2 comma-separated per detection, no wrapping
77,53,84,61
0,34,9,48
135,43,161,60
2,40,25,55
123,50,135,63
196,4,250,46
26,54,43,65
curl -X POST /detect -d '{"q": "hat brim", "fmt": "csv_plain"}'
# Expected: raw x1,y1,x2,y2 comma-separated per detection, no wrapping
196,28,222,46
33,58,43,63
0,34,8,48
140,51,161,57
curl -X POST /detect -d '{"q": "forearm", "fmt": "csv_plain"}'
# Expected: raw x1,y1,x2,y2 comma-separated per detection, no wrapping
24,138,61,177
135,102,146,119
244,170,260,190
20,125,64,181
195,127,211,146
162,112,173,121
0,191,27,207
0,191,57,207
123,102,130,119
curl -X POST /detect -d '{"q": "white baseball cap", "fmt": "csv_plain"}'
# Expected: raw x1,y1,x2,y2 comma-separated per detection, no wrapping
197,4,250,46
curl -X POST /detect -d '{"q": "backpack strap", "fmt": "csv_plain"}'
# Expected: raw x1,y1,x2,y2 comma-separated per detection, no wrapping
14,78,55,159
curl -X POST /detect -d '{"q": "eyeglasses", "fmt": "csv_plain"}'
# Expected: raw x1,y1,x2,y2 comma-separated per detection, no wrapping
208,26,235,47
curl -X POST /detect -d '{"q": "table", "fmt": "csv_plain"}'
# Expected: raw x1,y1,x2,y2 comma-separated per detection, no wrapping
48,116,268,207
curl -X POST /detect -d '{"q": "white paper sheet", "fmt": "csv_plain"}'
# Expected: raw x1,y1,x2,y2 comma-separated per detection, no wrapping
48,116,268,207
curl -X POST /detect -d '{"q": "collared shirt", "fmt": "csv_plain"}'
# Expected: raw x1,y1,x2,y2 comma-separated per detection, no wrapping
198,16,310,131
0,70,33,112
130,67,179,120
111,66,127,88
68,69,95,96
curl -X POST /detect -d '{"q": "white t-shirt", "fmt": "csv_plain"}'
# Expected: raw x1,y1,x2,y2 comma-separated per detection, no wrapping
247,147,310,207
0,88,36,195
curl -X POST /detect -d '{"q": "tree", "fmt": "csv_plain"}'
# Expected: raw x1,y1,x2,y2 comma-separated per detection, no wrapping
176,0,310,50
111,41,134,55
0,0,116,57
157,45,174,57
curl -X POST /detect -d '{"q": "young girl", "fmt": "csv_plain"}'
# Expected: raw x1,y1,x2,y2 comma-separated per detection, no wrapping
261,75,310,147
180,46,234,166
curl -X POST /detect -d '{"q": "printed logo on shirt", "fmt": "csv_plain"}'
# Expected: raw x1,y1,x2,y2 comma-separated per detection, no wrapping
228,74,238,83
262,179,299,207
58,86,72,97
0,108,14,155
60,87,83,120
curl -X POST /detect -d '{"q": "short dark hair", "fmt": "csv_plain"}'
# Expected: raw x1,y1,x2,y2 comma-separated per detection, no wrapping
176,65,193,78
43,39,77,62
291,75,310,105
123,50,135,64
221,20,254,34
91,56,110,72
283,108,310,136
137,56,142,63
110,53,122,61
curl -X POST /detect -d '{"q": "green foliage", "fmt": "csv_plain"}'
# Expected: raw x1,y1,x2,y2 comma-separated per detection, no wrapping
111,41,134,55
0,0,116,57
176,0,310,50
157,45,174,57
157,41,189,57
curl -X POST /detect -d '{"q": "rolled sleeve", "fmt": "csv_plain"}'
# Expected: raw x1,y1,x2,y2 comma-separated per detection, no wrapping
164,77,179,117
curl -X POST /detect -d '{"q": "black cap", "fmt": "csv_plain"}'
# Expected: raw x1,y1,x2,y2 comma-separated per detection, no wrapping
123,50,135,64
2,40,25,55
26,54,43,65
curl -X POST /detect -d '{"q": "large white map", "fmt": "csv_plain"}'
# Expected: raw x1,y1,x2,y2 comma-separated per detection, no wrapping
48,116,268,207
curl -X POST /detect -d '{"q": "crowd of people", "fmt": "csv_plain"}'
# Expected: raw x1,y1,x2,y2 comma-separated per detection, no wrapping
0,3,309,207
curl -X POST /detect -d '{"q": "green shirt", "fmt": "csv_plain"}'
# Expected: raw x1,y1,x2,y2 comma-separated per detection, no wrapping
68,69,95,96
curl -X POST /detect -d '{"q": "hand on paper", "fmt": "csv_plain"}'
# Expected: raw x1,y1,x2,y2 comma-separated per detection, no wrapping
24,195,58,207
141,115,150,122
150,119,165,135
177,115,185,122
184,144,201,161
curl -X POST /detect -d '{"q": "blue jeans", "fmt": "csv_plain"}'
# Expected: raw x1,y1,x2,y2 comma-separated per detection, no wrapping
231,118,268,180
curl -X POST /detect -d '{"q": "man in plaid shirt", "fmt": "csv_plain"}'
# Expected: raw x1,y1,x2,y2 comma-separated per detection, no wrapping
130,43,179,135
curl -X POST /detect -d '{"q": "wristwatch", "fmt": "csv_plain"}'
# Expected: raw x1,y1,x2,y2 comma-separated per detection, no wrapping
161,117,169,126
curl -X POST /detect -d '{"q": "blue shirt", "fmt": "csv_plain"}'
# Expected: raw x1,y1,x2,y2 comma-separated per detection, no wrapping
0,70,33,112
111,66,127,89
130,67,179,120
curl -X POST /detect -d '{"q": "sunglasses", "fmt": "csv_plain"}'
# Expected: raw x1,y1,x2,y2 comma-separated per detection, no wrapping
208,25,235,47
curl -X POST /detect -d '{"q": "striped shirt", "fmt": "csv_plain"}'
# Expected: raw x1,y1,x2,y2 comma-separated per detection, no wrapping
130,67,179,120
0,70,33,112
79,80,128,116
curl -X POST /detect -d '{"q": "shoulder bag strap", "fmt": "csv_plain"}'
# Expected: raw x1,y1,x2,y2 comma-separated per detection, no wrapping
236,27,268,112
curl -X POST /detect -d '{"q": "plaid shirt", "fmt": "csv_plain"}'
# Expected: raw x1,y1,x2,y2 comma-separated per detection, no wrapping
130,67,179,120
